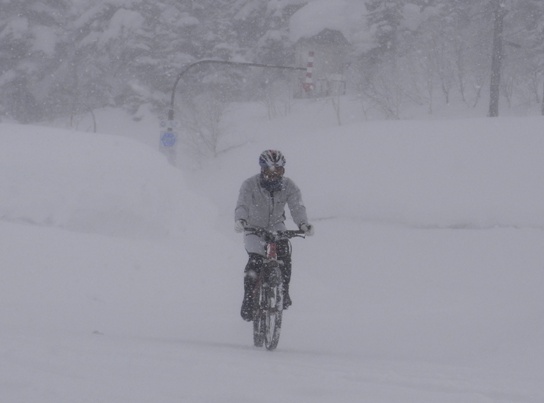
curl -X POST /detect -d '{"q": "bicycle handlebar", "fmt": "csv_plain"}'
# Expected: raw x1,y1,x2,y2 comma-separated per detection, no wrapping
244,226,306,242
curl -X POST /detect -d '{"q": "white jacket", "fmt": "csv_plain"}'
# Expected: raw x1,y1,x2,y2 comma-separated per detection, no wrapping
235,174,309,231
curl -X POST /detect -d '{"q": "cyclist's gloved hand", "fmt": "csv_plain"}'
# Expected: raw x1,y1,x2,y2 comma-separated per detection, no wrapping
299,223,314,236
235,219,247,233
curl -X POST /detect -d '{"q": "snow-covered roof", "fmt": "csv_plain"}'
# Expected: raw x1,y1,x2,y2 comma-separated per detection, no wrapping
289,0,368,43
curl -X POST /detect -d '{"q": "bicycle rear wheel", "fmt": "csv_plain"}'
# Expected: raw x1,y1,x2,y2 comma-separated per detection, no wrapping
264,285,283,351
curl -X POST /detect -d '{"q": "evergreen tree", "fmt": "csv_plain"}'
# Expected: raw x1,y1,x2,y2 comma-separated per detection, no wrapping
0,0,70,121
366,0,405,57
67,1,201,113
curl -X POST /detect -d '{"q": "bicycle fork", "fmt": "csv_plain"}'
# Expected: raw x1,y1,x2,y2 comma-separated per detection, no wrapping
251,242,282,315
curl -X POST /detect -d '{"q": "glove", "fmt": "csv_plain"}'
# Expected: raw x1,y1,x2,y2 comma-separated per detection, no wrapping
235,219,247,233
299,223,314,236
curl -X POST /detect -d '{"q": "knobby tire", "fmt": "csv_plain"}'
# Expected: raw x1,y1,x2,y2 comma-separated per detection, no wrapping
253,286,265,347
252,281,283,350
264,282,283,351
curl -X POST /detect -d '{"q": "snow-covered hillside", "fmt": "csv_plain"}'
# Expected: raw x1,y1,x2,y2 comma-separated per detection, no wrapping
1,105,543,402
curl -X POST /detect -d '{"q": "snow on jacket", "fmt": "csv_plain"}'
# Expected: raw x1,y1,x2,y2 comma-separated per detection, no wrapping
235,174,308,230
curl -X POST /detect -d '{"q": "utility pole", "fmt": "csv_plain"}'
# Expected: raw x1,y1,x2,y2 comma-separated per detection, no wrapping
488,0,506,117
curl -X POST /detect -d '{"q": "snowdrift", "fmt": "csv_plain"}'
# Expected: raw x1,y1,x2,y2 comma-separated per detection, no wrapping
0,124,215,238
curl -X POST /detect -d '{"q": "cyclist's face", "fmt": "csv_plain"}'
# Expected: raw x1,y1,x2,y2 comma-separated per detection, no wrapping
261,166,285,180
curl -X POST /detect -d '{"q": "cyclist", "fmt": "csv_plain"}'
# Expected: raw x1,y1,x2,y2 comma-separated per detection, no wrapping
235,150,314,321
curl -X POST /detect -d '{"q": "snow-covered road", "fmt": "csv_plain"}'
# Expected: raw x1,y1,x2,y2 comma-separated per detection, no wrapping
1,112,543,402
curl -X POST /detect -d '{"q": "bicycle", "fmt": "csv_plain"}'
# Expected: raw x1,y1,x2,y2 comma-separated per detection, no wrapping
244,226,305,351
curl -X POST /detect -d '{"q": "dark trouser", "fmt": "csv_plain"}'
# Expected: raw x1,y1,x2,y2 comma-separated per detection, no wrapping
243,239,292,301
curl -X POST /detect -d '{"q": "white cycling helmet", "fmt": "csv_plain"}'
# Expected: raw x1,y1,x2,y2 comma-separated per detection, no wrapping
259,150,286,169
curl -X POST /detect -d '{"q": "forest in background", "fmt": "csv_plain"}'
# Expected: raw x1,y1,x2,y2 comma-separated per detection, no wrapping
1,0,543,124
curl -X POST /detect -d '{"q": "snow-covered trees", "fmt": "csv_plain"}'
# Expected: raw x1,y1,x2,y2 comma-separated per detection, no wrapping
358,0,544,117
504,0,544,113
1,0,543,123
0,0,71,121
366,0,405,58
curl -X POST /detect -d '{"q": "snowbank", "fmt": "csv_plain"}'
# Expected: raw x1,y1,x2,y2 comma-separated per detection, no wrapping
0,124,214,238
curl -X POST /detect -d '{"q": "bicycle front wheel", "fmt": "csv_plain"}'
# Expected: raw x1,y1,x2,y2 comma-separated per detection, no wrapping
253,286,265,347
264,285,283,351
253,314,265,347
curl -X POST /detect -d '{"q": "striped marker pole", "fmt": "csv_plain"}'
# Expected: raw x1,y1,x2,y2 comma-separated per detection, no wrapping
303,51,314,92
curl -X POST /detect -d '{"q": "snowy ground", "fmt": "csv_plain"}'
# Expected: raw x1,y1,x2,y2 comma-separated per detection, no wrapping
1,102,544,402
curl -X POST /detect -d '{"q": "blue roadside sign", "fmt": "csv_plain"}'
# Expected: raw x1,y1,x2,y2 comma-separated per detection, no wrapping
160,131,177,148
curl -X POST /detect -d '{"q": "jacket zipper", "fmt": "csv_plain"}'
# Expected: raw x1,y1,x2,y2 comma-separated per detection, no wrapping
269,191,274,226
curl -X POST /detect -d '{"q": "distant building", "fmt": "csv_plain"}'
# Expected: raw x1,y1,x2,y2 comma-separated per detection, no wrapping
294,29,350,98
